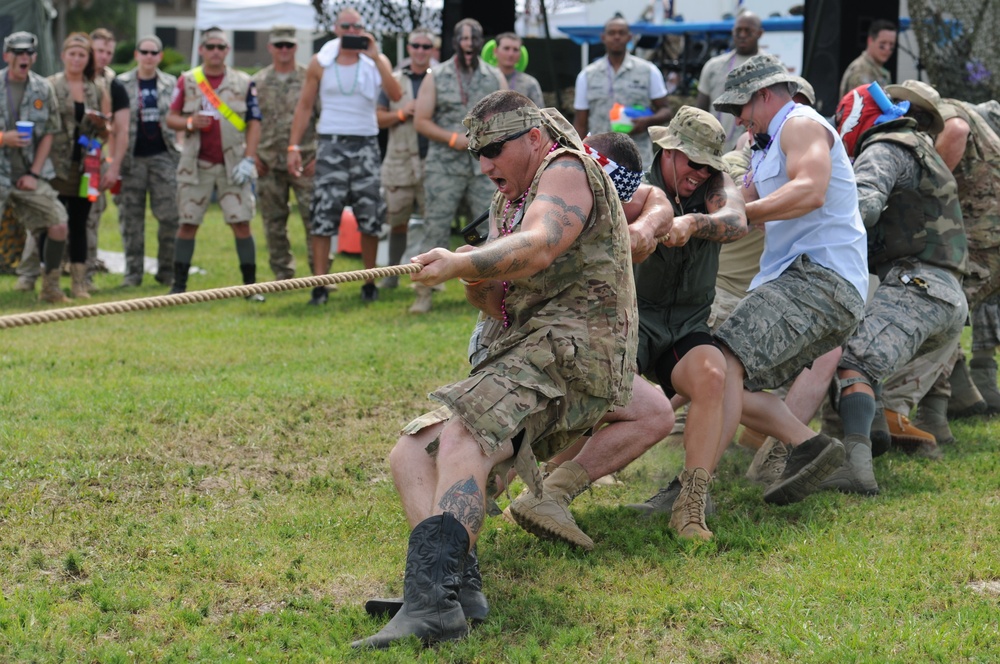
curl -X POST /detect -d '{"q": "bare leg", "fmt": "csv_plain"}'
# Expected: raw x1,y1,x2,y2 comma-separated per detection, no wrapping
671,345,727,472
361,232,379,285
311,235,331,276
784,347,842,424
389,422,446,529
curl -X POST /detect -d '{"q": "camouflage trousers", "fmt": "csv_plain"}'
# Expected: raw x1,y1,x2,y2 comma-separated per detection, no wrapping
118,152,180,284
881,340,960,414
714,255,866,391
405,168,495,256
310,135,384,237
8,179,70,280
841,261,967,394
258,167,314,280
85,189,105,274
972,292,1000,351
964,245,1000,312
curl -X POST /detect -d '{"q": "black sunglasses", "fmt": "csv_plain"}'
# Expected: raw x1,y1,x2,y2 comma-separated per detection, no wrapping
469,127,533,160
137,49,160,56
203,43,228,51
339,22,365,30
272,42,296,49
8,48,36,56
687,157,718,175
408,43,433,50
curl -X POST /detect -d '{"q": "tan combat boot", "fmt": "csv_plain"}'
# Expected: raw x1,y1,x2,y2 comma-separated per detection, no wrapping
38,268,70,303
14,274,37,292
69,263,91,299
670,467,713,541
409,284,432,314
508,460,594,550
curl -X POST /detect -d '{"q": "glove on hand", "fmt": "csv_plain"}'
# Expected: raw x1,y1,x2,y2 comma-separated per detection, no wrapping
231,157,258,185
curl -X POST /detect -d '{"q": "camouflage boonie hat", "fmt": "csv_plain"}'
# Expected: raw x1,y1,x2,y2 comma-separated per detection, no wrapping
789,75,816,106
4,31,37,51
269,25,297,44
885,80,945,135
649,106,726,172
713,53,798,116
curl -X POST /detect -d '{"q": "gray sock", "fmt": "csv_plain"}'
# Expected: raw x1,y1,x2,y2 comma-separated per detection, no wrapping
174,238,196,264
839,392,876,438
388,231,407,266
235,236,256,265
43,238,66,272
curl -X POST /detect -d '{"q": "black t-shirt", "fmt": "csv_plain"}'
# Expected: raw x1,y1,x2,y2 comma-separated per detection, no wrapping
133,77,168,157
110,78,129,113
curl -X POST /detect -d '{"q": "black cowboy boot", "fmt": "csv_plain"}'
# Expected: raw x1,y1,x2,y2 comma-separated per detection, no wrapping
364,545,489,624
352,513,469,649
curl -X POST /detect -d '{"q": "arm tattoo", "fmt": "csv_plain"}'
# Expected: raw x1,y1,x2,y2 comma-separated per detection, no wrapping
470,233,534,278
438,477,485,535
689,177,748,243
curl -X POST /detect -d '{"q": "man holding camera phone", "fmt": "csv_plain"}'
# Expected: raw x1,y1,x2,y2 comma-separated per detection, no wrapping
288,8,402,304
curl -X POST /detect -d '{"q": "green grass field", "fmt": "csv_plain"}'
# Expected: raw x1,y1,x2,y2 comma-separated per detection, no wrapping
1,205,998,662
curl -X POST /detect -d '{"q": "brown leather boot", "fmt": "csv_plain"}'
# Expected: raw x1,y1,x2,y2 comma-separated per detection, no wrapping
39,268,70,303
69,263,91,299
508,460,594,550
670,467,713,541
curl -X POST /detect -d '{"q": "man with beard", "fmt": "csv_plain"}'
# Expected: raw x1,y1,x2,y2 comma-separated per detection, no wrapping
696,11,765,151
406,18,506,314
573,15,673,169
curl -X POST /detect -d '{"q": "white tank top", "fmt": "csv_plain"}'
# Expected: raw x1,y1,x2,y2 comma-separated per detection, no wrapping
316,39,380,137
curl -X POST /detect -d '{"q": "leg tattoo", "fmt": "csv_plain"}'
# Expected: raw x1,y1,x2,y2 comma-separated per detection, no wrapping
438,477,485,535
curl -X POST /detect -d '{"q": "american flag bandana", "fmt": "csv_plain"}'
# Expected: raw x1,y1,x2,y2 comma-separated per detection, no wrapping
583,144,644,203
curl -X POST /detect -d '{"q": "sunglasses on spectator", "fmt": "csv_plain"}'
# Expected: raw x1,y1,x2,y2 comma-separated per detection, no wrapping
408,43,433,50
137,49,160,55
273,42,296,49
468,127,533,160
687,158,718,175
339,22,365,30
8,48,36,56
203,43,228,51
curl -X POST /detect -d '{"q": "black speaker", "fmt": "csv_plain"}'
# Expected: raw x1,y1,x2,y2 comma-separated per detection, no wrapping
803,0,900,115
441,0,515,61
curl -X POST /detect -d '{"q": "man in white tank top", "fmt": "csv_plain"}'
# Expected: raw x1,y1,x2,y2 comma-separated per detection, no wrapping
288,8,402,304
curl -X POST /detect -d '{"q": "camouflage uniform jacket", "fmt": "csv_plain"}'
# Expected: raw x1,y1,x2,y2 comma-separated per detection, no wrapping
480,146,638,406
117,67,179,175
426,57,505,174
506,71,543,107
381,66,423,188
580,54,660,160
47,72,107,182
638,152,719,316
252,64,316,172
939,98,1000,249
855,119,968,277
0,68,59,188
176,67,253,185
839,52,891,98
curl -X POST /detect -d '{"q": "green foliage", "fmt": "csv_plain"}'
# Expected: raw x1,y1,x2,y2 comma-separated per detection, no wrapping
0,206,999,661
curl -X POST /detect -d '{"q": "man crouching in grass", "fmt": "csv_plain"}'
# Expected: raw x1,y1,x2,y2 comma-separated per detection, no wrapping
352,90,638,649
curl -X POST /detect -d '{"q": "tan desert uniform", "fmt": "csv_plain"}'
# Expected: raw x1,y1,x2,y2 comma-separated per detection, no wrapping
252,62,316,278
381,66,425,232
0,67,66,230
176,67,255,224
839,52,891,98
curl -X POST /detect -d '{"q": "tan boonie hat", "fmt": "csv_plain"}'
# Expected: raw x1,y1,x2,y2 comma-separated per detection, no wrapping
649,106,726,172
789,75,816,106
4,31,37,51
713,53,798,116
200,27,228,46
885,80,945,135
269,25,298,44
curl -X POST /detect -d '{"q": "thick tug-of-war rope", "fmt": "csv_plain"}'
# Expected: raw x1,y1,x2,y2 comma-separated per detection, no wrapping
0,263,423,330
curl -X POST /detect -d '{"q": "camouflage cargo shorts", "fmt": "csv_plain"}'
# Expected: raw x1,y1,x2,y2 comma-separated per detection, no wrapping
841,261,967,384
714,255,866,391
3,179,68,231
177,161,254,225
310,135,385,237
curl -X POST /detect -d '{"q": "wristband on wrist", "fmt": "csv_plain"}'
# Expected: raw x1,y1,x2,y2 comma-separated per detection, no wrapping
459,278,485,287
397,109,406,122
28,171,41,179
186,116,194,132
0,131,4,145
105,156,113,163
287,145,300,152
448,132,458,148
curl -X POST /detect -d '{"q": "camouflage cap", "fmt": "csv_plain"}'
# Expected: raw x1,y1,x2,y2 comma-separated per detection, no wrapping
885,80,945,135
789,75,816,106
713,53,798,116
269,25,298,44
649,106,726,172
199,27,228,46
4,31,37,51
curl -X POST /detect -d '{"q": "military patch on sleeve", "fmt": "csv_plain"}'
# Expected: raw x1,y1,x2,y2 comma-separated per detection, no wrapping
34,99,44,110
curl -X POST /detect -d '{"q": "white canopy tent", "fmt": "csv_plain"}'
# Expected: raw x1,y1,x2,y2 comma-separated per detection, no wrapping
192,0,319,66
